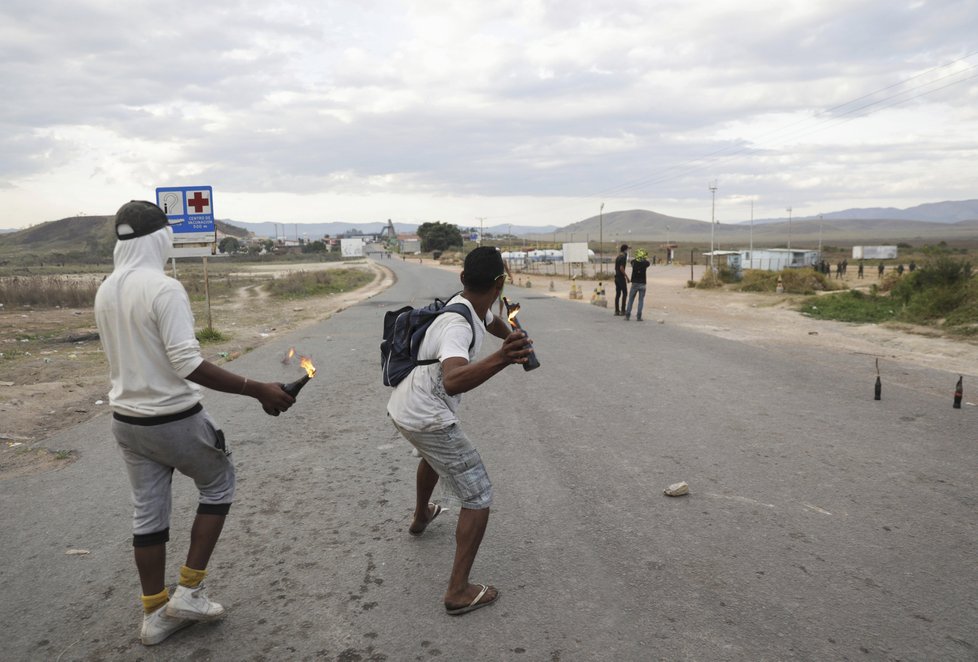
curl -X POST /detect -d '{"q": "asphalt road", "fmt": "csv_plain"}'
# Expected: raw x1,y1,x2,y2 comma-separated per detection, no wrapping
1,257,975,661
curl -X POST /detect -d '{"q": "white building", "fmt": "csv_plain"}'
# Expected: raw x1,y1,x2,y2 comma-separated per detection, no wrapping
340,237,365,257
738,248,820,271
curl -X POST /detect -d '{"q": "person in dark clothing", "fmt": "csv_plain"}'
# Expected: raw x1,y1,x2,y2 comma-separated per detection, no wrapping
613,244,630,316
857,260,864,279
624,248,651,321
878,262,885,278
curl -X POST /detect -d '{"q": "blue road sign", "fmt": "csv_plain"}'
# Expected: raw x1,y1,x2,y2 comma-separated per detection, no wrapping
155,186,215,243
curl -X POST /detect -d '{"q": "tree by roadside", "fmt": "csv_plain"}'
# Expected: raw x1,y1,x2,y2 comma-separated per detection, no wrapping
219,237,241,254
417,222,463,252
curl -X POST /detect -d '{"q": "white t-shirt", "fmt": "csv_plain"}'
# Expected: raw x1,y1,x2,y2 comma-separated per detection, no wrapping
387,294,493,431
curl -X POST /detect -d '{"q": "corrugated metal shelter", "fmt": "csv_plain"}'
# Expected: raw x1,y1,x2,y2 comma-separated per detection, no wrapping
739,248,819,271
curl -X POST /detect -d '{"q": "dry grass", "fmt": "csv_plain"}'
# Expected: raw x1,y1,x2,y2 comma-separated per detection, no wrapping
0,276,102,308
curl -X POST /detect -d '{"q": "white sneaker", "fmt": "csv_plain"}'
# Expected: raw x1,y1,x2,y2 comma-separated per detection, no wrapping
165,584,226,621
141,606,192,646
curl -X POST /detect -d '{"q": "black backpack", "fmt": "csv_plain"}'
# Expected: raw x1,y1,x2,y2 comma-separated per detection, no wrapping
380,295,475,387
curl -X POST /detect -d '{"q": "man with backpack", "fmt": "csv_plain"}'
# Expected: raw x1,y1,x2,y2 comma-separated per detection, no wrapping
386,247,532,615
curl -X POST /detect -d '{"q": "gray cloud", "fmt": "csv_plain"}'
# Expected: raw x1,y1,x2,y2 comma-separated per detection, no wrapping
2,0,977,225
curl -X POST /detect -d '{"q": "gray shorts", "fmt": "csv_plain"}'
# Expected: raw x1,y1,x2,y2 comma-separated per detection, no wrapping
393,421,493,510
113,407,235,535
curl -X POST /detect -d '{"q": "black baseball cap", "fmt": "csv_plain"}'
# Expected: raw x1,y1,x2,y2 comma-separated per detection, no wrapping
114,200,170,240
620,244,629,251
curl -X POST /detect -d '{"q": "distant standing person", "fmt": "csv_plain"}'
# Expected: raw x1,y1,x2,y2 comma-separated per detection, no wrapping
94,201,296,646
857,260,864,279
878,262,885,278
624,248,651,321
614,244,630,316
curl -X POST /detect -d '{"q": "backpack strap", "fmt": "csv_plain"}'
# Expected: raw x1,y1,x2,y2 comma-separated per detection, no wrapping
412,301,476,366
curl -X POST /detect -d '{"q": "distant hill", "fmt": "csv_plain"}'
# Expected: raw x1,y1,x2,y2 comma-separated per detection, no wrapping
0,215,250,259
223,220,557,238
744,199,978,225
820,199,978,223
0,215,116,255
226,220,410,239
3,200,977,258
524,208,978,245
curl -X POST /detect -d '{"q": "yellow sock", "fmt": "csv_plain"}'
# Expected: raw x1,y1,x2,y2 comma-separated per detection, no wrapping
141,588,169,614
179,565,207,588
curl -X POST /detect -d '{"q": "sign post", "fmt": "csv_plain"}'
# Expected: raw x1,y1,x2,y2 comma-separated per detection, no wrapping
156,186,216,255
156,185,217,329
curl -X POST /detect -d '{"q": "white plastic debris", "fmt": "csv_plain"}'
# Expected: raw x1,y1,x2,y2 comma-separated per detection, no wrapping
664,481,690,497
95,400,104,405
65,549,90,556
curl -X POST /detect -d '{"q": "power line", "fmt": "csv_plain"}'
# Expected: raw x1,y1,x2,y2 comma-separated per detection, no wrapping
597,60,978,198
490,50,978,221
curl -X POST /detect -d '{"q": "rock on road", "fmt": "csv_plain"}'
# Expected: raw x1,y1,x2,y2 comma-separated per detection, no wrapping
1,257,975,661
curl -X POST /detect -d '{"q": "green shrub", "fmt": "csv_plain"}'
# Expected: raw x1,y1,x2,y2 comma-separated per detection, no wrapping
196,327,228,343
799,256,978,331
799,290,897,323
737,269,841,295
265,268,373,299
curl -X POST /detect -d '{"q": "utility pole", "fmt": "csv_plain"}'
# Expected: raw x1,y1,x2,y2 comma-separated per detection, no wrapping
818,214,823,257
786,207,793,251
599,202,604,276
476,217,486,247
709,181,718,278
749,199,754,269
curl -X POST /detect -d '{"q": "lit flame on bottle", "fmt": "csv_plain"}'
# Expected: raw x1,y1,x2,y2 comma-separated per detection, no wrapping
504,298,521,328
300,356,316,378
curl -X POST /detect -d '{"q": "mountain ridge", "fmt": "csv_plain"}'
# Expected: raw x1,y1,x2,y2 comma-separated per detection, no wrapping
2,199,977,255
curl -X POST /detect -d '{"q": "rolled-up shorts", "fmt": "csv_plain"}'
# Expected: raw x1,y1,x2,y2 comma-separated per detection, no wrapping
112,406,235,535
392,421,493,510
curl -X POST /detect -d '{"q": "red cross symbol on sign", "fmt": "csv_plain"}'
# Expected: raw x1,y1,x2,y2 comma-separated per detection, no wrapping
187,191,210,213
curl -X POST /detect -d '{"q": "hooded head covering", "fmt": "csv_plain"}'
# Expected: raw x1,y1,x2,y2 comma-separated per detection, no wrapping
112,222,174,273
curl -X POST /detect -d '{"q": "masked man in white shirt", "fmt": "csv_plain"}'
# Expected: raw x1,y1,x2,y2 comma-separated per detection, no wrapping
387,247,532,616
95,201,295,645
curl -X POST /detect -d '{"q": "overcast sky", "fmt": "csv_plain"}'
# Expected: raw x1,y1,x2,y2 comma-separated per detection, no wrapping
2,0,976,230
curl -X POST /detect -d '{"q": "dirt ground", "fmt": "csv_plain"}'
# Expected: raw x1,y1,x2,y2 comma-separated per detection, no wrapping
531,262,978,375
0,260,393,479
2,257,975,479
